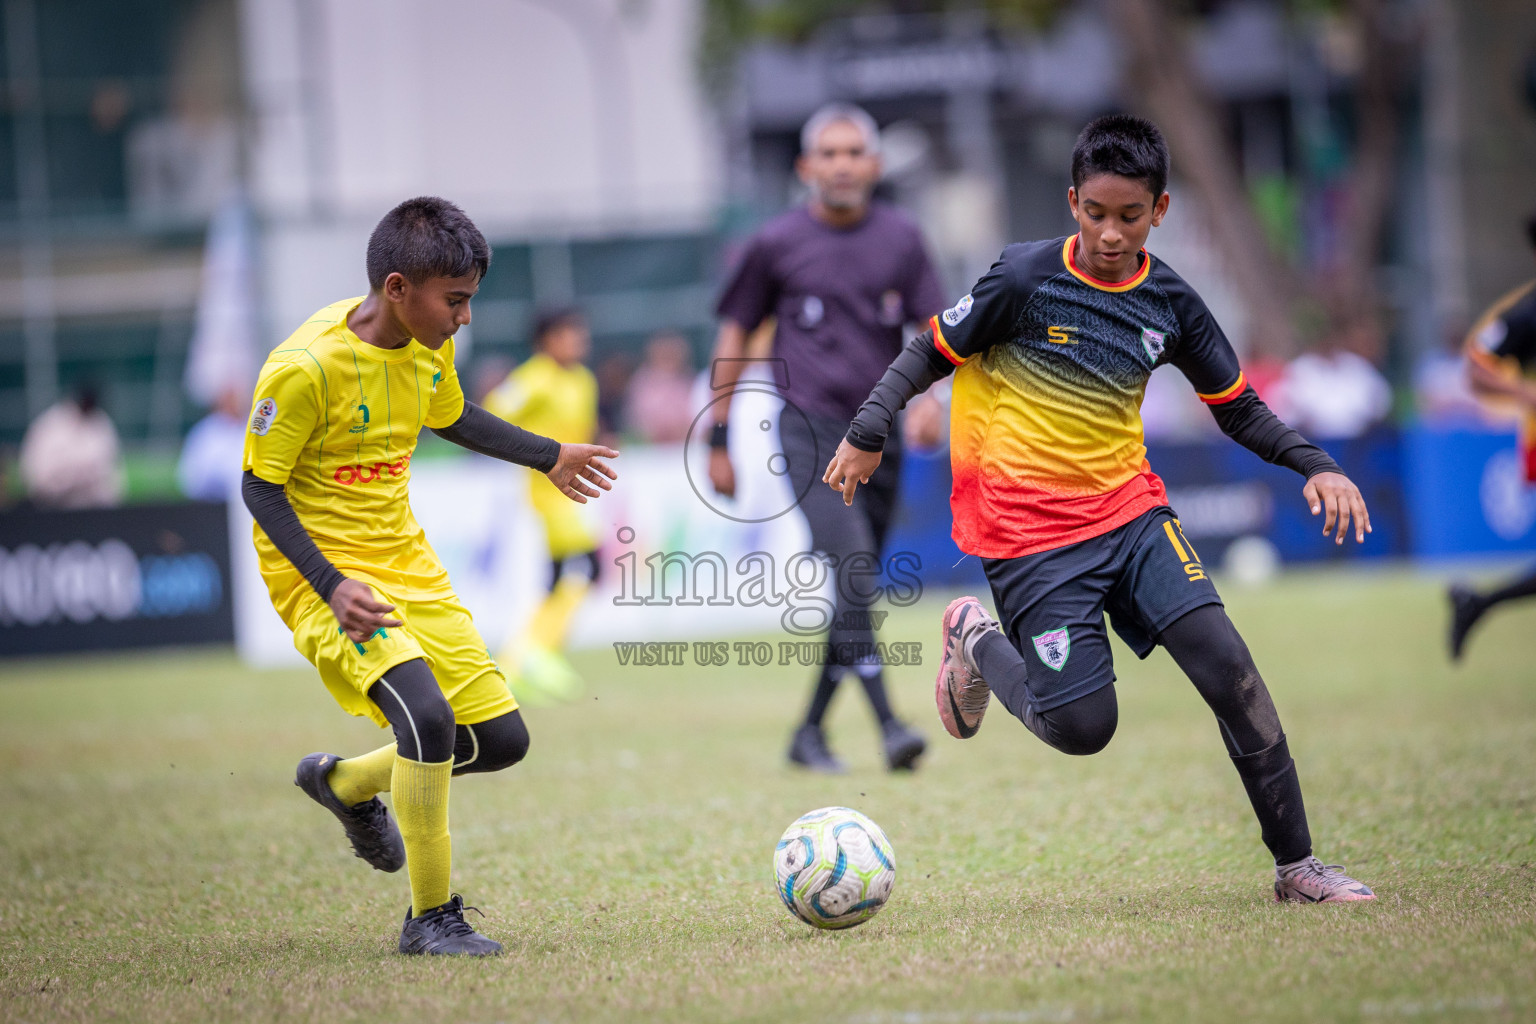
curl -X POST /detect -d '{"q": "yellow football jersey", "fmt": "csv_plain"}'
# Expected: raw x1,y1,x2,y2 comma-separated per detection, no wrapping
482,352,597,444
242,296,466,625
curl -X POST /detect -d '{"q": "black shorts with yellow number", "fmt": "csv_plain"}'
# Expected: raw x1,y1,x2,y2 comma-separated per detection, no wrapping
981,506,1221,714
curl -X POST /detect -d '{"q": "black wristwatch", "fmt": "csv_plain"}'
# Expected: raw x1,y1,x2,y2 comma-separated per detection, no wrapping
708,422,729,449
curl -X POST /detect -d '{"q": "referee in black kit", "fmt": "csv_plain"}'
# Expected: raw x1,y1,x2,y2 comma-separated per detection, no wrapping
706,103,947,773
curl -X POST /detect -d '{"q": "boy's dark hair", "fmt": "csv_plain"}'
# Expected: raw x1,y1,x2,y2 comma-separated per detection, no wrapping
1071,114,1170,199
366,196,490,290
1525,211,1536,252
532,306,586,346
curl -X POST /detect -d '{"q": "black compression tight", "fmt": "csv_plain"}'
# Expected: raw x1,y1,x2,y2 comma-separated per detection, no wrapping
1158,604,1283,757
548,551,601,592
975,604,1311,863
367,658,530,773
1475,562,1536,613
971,633,1119,755
451,712,531,775
975,604,1282,758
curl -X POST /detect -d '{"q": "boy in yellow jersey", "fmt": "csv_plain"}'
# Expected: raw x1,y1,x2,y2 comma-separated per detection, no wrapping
482,308,600,701
241,197,617,955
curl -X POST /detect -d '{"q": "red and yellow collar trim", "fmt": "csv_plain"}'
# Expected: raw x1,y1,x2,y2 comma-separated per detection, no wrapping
1063,235,1151,293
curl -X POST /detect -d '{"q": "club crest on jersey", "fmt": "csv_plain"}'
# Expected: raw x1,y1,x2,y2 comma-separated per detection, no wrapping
350,402,370,434
249,397,277,436
942,294,973,328
1141,328,1167,361
431,368,443,393
1032,627,1071,671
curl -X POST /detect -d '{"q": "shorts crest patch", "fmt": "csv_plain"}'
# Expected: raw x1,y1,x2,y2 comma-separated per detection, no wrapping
1032,626,1071,671
1141,328,1166,362
942,293,973,328
250,397,277,436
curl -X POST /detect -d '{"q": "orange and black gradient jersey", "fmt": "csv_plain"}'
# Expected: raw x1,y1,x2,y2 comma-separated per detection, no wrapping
845,235,1341,559
1465,279,1536,482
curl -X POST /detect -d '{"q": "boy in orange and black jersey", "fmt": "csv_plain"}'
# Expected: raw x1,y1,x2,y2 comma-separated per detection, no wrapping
1449,211,1536,659
825,116,1377,904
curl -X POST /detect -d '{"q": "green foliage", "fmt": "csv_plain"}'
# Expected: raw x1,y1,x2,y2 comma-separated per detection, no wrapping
1,572,1534,1021
698,0,1066,95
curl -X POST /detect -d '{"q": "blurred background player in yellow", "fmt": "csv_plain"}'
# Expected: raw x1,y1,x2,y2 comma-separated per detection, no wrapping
483,307,601,703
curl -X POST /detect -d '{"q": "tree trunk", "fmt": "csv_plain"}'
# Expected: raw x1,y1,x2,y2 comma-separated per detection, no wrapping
1109,0,1300,357
1325,0,1402,359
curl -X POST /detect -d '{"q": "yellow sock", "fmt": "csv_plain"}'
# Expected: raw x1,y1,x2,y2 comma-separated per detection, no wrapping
526,574,590,651
392,754,452,917
327,743,397,806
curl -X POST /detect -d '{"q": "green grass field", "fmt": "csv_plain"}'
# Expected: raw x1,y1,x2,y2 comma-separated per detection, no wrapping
2,569,1534,1023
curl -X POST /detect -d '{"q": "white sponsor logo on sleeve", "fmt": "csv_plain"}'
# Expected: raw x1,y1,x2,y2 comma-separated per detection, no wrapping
250,397,277,436
941,294,973,328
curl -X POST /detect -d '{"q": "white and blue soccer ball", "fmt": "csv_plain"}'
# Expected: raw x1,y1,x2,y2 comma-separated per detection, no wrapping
773,806,896,929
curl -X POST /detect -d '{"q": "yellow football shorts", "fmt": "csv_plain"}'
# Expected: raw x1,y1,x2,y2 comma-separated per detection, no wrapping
530,473,599,561
290,587,517,729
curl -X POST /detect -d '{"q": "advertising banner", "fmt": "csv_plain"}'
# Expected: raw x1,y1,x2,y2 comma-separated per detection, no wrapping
1143,429,1410,564
1402,425,1536,557
0,502,234,657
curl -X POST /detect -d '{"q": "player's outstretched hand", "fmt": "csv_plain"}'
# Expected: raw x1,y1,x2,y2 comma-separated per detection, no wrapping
330,578,403,644
823,439,882,507
1303,471,1372,545
548,443,619,503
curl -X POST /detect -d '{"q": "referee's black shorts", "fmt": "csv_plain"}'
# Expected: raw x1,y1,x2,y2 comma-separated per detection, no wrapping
981,506,1222,713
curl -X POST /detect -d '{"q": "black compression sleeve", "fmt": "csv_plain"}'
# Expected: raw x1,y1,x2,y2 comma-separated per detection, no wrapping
1207,387,1343,479
845,330,955,452
241,470,348,603
432,401,562,472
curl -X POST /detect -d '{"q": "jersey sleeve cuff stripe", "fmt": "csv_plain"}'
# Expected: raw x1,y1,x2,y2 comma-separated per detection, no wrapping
1197,372,1247,405
930,316,965,366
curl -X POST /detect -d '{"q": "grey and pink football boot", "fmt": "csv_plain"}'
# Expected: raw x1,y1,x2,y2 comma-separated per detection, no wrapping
1274,857,1376,903
935,596,1000,740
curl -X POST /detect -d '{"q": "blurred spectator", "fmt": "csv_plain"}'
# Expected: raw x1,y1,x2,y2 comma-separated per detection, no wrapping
624,331,696,443
1277,337,1392,438
0,455,15,510
1141,369,1219,440
19,386,126,508
469,354,516,407
177,387,248,502
1241,353,1291,411
594,351,633,448
901,378,949,451
1417,327,1512,426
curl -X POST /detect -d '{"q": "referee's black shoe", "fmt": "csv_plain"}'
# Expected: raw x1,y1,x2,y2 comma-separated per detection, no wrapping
787,723,845,774
399,895,503,956
294,752,406,873
882,719,926,771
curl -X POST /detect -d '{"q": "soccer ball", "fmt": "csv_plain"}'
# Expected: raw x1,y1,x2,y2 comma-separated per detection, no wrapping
773,806,896,929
